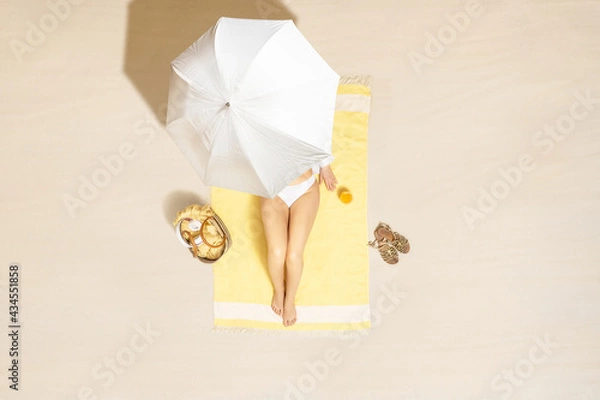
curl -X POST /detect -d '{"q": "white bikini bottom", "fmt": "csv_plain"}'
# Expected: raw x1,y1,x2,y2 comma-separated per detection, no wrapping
276,175,317,208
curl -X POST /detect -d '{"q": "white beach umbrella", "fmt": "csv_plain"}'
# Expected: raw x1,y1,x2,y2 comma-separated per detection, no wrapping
166,17,340,198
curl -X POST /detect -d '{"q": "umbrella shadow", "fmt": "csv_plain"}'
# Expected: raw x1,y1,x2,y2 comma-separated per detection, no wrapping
123,0,297,125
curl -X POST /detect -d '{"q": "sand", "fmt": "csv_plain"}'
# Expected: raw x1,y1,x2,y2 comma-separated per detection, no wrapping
0,0,599,399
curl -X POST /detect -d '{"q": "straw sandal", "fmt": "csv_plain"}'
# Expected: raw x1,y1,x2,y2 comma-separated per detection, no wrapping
377,222,410,254
394,233,410,253
368,222,411,264
368,222,399,264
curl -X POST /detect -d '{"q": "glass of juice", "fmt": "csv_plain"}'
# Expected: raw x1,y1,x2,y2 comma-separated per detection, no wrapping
337,186,353,204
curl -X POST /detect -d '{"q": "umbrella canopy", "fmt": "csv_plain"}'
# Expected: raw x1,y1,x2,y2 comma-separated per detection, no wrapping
166,17,340,198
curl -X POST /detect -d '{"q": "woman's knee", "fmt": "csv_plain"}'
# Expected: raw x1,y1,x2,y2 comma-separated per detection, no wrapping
285,250,303,266
269,247,287,263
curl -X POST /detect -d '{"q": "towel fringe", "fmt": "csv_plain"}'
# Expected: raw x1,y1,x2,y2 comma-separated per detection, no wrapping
211,326,370,338
339,75,372,88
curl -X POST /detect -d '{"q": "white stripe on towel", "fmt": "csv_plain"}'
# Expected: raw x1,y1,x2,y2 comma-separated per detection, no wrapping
336,94,371,113
214,302,371,324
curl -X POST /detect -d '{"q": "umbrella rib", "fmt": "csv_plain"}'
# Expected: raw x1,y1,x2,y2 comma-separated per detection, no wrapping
211,36,229,102
172,64,222,102
228,113,271,191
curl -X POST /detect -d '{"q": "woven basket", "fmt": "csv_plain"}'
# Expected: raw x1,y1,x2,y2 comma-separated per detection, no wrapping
173,204,232,264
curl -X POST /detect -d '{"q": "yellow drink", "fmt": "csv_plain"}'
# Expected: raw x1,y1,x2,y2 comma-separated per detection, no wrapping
339,189,353,204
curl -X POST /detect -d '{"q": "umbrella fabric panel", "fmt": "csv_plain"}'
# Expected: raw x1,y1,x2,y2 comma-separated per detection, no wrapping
170,24,223,102
220,110,333,197
230,20,339,154
171,17,291,104
234,80,339,155
167,118,212,182
204,112,269,198
232,20,340,108
213,17,289,93
167,68,223,143
166,69,221,183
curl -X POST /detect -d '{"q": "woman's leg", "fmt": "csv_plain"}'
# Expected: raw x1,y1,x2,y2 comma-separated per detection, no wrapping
283,180,320,327
259,196,290,316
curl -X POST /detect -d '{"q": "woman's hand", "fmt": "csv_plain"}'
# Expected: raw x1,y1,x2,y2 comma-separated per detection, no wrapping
318,165,338,191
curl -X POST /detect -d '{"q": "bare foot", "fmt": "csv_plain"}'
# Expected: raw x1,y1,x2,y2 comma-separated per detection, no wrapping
271,291,284,316
282,299,297,327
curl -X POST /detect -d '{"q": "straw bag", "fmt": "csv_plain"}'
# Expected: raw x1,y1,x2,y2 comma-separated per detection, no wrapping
173,204,232,263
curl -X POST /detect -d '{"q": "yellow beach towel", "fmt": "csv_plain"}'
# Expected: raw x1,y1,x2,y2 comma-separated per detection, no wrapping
211,76,372,334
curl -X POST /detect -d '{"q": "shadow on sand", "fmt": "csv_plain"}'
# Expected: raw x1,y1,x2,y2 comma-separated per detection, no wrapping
123,0,296,125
